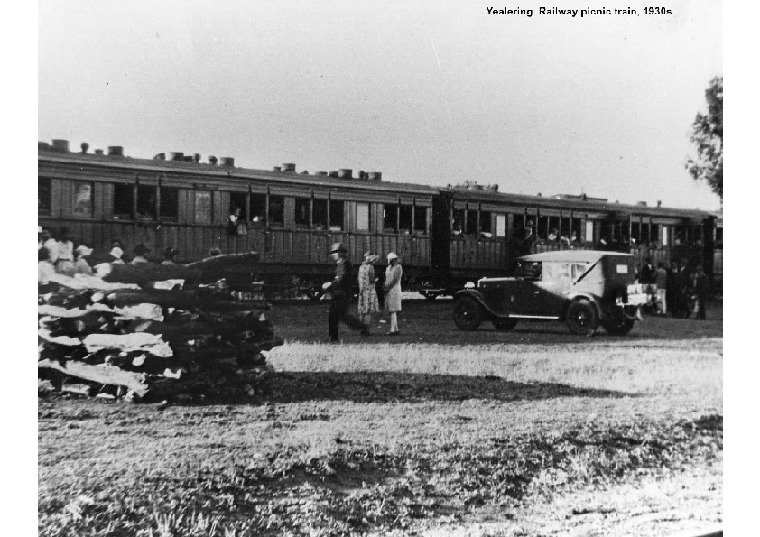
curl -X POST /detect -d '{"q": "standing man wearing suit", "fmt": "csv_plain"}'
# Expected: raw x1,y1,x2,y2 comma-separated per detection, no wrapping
322,243,369,343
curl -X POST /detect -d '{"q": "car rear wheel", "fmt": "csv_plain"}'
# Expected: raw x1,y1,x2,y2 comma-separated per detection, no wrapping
493,318,518,331
566,300,599,336
453,297,483,331
602,310,635,335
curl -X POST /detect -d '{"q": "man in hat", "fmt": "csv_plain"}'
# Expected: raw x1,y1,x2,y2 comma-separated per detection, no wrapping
162,247,178,265
73,245,94,275
322,242,369,342
131,244,150,264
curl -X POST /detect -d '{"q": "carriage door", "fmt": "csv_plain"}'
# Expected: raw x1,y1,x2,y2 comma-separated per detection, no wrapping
431,195,451,277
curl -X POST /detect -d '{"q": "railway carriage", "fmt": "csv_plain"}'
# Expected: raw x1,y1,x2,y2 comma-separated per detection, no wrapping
38,140,437,293
38,139,721,296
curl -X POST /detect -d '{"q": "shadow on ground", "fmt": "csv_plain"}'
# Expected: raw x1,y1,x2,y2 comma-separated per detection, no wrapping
266,371,634,404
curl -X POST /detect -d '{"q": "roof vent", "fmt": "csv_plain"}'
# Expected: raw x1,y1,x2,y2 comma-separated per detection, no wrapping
94,149,104,155
183,156,194,162
337,168,352,179
51,139,70,153
107,146,124,157
636,201,647,207
38,142,52,151
154,153,166,160
657,200,662,208
317,171,328,176
368,171,382,181
282,163,296,172
194,153,200,163
273,166,282,172
328,171,338,178
208,156,218,165
170,152,185,161
300,171,309,175
220,157,235,167
80,143,89,154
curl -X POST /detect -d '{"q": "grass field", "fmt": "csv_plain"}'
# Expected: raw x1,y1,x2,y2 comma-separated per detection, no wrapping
39,301,723,536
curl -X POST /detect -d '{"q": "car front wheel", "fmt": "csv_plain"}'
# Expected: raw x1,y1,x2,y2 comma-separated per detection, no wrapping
566,300,599,336
453,297,483,331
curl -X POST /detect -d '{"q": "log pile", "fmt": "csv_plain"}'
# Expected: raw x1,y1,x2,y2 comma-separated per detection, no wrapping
38,254,282,402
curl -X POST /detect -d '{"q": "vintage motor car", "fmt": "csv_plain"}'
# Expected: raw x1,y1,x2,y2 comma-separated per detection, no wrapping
452,250,649,335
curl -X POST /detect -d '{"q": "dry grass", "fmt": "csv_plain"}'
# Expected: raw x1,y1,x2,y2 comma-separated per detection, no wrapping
39,302,722,536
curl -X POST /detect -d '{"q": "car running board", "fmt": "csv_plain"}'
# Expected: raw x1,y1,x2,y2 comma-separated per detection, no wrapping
507,314,561,320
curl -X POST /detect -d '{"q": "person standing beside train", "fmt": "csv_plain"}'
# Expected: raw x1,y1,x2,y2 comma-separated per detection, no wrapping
357,252,380,327
322,242,369,343
383,253,403,336
55,228,75,275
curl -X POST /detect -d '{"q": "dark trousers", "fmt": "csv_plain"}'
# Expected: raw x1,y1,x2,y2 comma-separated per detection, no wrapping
697,293,707,320
329,298,367,341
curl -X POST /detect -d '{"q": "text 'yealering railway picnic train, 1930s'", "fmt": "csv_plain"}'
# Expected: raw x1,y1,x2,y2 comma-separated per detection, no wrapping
38,139,723,297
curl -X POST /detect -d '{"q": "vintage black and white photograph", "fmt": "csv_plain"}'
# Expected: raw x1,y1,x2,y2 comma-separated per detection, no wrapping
36,1,725,535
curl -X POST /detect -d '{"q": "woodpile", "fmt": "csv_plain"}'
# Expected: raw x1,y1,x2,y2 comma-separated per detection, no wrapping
38,254,282,402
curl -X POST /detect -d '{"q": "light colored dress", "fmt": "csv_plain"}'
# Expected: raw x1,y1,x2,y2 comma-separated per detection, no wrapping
357,263,380,315
384,263,403,313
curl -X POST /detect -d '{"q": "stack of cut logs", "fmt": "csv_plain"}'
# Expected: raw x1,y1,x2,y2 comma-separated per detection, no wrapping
38,253,282,402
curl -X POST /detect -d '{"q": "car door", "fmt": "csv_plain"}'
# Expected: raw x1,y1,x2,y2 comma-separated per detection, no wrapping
524,262,570,316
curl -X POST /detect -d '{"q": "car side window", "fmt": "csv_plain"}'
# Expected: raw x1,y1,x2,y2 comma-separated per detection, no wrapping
571,263,590,282
543,262,572,285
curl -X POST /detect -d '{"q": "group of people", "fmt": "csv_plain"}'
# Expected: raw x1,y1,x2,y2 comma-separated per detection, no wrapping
521,221,581,254
38,227,180,282
638,257,709,320
322,243,403,343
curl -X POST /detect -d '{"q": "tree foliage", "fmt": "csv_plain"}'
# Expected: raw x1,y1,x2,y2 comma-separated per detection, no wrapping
686,77,723,200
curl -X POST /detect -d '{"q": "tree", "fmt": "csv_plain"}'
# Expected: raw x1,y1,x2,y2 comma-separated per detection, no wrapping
686,76,723,200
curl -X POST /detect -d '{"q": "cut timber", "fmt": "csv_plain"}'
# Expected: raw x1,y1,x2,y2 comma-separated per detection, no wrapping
38,359,148,397
102,252,260,286
105,289,269,311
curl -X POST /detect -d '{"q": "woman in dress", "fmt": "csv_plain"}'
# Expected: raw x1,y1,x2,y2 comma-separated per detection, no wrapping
357,252,380,326
383,252,403,335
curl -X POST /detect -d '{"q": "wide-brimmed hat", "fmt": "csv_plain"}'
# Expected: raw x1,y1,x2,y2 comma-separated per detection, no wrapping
386,252,398,262
133,244,150,256
109,246,124,259
76,245,93,256
329,242,347,254
364,252,380,263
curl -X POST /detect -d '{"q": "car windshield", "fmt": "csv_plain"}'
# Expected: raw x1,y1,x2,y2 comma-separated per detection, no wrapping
515,261,542,280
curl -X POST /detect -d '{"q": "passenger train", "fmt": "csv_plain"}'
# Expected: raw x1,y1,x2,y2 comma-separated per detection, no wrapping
38,139,722,296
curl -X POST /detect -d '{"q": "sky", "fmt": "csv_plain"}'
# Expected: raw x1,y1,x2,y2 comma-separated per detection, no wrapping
38,0,723,210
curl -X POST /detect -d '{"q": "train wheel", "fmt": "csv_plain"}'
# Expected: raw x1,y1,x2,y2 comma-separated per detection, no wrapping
453,297,483,331
493,318,518,331
566,300,599,336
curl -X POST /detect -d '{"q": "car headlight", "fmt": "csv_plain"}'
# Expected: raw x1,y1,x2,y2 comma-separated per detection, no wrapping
464,281,476,289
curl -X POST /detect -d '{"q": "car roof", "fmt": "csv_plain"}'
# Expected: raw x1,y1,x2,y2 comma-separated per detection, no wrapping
518,250,632,264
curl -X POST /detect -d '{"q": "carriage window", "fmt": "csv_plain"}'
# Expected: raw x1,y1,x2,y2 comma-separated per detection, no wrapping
496,214,506,237
516,261,541,281
312,199,328,229
399,206,413,234
229,192,247,222
479,211,492,236
465,210,478,235
585,221,594,243
513,214,525,238
414,206,427,234
384,204,398,232
329,200,344,230
268,195,284,226
250,193,266,224
70,182,93,218
137,185,157,219
356,203,370,231
452,209,465,235
160,187,178,220
195,191,212,224
114,183,134,218
295,198,311,227
661,225,669,246
715,227,722,247
39,177,52,216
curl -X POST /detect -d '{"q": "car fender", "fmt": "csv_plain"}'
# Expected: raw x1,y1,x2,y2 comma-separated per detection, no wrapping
453,289,508,319
564,292,607,321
